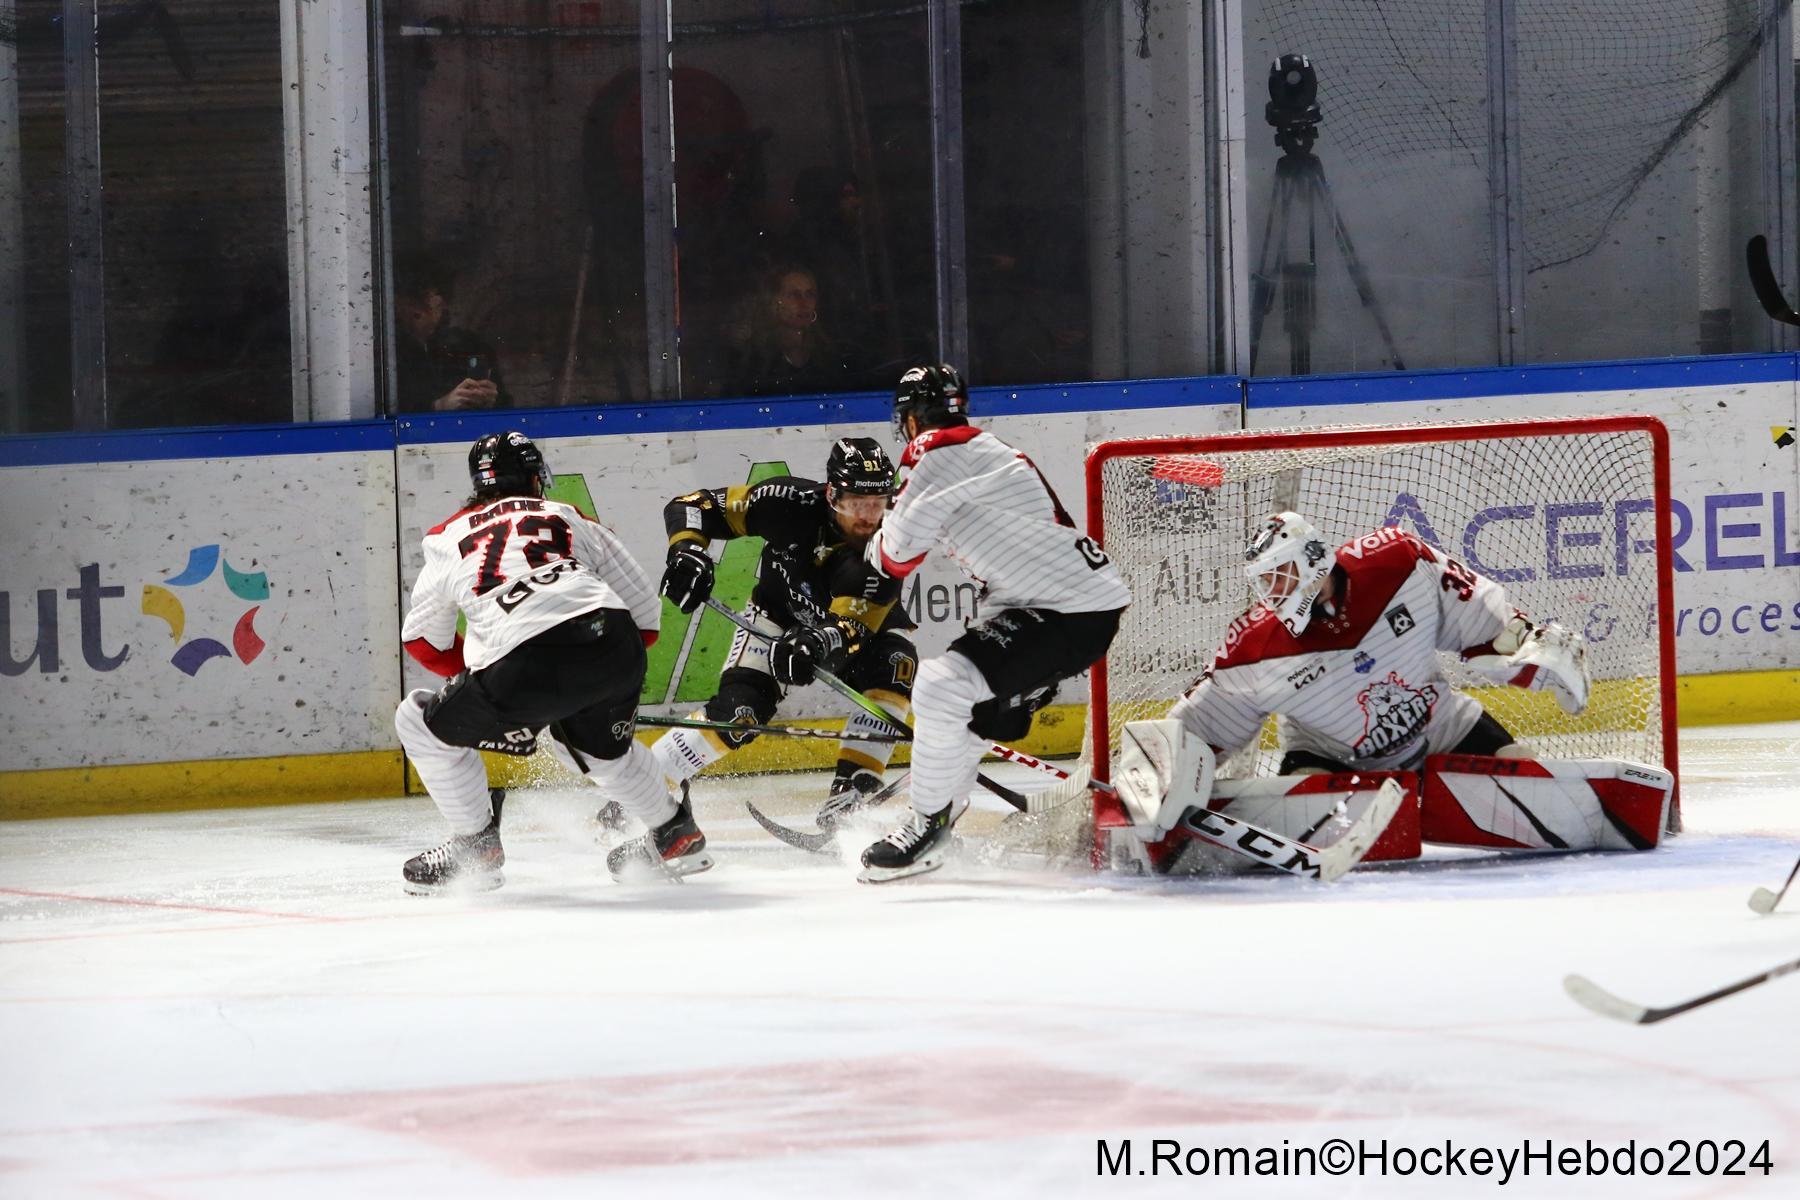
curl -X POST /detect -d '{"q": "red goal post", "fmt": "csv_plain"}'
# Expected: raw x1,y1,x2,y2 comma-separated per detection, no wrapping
1082,415,1679,825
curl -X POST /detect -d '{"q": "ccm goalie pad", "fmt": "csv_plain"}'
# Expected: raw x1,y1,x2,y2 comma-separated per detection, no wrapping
1111,719,1417,880
1422,754,1673,851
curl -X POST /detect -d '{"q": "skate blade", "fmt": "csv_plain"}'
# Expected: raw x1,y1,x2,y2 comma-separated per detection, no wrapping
403,869,504,897
612,851,715,885
857,855,946,885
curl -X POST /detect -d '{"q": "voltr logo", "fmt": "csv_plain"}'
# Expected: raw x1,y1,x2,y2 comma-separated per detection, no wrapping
140,544,270,675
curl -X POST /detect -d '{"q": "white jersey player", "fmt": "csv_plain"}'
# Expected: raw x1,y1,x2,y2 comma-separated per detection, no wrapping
395,430,710,892
857,364,1132,882
1170,511,1590,775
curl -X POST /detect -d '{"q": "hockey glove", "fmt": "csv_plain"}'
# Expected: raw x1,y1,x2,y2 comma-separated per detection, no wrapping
770,622,846,686
1514,621,1590,715
1463,614,1591,715
661,543,715,613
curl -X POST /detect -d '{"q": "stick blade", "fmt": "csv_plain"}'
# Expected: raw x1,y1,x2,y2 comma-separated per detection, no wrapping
1748,886,1781,915
1563,973,1652,1024
1746,235,1800,325
1313,778,1405,883
743,800,837,854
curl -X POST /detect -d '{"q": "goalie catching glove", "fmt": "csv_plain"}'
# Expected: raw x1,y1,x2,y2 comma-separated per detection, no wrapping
1463,614,1590,715
661,543,715,614
770,619,850,686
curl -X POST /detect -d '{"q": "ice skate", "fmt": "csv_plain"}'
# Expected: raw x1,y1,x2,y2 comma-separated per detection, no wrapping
607,791,713,881
404,789,506,894
818,767,883,831
858,798,967,883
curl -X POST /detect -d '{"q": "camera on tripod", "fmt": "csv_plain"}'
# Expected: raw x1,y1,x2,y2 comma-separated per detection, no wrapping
1250,52,1405,373
1265,53,1322,153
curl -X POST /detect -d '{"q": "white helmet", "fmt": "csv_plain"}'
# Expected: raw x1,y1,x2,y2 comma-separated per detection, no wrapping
1244,511,1336,635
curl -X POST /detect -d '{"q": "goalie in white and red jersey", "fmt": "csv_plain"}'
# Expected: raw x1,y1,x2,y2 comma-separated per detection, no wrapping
1174,511,1588,774
396,431,710,893
1113,510,1673,873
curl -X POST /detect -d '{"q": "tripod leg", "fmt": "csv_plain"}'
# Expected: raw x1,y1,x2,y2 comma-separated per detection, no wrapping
1313,172,1407,370
1249,175,1288,374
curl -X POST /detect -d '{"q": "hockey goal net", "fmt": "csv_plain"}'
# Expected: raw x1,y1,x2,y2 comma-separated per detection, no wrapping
1076,415,1678,848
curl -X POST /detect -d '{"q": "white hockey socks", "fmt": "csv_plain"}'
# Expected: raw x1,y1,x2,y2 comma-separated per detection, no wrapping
583,740,679,829
395,690,493,836
650,723,728,786
908,651,994,817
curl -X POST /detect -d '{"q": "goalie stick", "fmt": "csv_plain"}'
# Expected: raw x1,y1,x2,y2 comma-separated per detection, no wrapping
1746,235,1800,326
1167,778,1405,883
1748,851,1800,915
1563,955,1800,1025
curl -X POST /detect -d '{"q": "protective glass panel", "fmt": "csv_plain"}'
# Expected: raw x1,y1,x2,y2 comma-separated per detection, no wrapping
382,3,640,410
4,0,290,433
1242,1,1500,375
962,0,1094,386
669,1,933,401
1517,1,1782,360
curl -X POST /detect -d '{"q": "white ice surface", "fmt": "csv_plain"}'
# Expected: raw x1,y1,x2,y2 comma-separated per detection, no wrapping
3,725,1799,1199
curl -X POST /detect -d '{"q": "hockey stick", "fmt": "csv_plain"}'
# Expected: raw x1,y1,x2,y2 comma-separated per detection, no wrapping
1170,777,1404,883
637,714,906,744
700,598,1036,809
745,746,1052,855
1563,955,1800,1025
1748,851,1800,915
1746,236,1800,326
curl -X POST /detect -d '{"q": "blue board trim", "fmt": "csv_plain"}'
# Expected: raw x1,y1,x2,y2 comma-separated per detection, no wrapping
1248,353,1797,409
0,419,396,468
394,376,1243,445
6,354,1792,465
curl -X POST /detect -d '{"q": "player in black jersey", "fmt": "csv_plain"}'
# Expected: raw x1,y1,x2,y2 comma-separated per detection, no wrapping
643,437,919,824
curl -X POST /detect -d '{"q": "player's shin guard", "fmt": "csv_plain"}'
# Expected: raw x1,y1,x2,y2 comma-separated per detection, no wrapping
395,690,492,835
585,741,680,829
907,652,993,816
835,692,906,781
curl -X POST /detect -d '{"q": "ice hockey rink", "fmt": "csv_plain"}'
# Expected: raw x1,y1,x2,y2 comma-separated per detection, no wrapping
2,722,1797,1199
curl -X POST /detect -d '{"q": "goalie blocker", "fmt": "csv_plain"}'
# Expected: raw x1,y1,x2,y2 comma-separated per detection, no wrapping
1101,719,1673,874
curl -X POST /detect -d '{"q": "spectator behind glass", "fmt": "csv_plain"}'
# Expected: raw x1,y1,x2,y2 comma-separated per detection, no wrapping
392,250,512,412
724,264,858,398
783,166,879,358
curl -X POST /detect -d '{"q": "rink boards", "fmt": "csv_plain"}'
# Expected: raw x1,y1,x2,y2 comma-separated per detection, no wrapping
1,356,1797,812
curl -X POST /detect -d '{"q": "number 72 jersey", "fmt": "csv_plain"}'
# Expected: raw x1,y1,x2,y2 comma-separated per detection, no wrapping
402,496,661,672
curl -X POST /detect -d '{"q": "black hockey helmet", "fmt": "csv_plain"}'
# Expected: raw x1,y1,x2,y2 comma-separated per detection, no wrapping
891,363,969,443
468,430,553,498
826,436,895,497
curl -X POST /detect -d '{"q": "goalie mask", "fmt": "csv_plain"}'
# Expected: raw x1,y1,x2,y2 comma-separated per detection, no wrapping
469,430,553,498
1244,511,1336,635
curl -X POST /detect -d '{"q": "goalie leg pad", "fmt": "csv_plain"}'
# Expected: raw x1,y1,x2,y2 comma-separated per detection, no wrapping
1422,754,1672,851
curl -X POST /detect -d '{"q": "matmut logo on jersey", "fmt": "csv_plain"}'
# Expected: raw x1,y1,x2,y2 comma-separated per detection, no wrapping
1353,672,1438,759
140,544,270,676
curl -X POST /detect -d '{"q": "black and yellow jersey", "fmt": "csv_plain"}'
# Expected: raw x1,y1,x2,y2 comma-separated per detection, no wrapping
663,476,912,649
